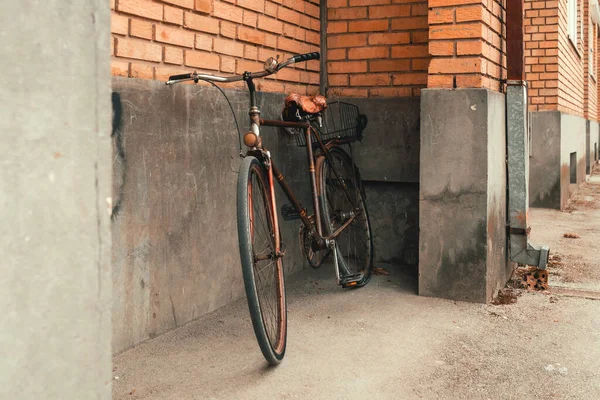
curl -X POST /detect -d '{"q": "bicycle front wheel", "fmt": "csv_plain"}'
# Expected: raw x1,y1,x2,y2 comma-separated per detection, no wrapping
317,147,374,287
237,156,287,365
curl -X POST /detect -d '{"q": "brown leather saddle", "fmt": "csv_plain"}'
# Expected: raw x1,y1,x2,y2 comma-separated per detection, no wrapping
282,93,327,122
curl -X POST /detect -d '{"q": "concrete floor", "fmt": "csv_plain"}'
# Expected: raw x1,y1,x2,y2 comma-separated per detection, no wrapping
531,168,600,293
113,168,600,400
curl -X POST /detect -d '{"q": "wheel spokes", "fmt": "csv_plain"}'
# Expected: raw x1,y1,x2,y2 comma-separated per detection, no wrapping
324,153,371,277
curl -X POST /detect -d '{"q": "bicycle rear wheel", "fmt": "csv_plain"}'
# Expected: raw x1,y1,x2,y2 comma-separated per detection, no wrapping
237,156,287,365
317,147,374,287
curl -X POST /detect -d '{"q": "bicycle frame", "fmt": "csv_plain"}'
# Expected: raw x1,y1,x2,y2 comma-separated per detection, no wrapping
167,52,373,365
165,60,360,254
243,75,359,253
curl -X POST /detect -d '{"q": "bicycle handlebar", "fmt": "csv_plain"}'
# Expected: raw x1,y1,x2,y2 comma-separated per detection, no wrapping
165,52,320,85
293,52,320,63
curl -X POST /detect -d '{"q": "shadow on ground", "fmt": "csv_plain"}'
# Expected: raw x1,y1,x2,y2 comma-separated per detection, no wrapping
114,251,600,400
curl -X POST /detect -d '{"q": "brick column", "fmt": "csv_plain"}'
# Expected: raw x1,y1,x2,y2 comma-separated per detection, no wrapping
427,0,506,91
326,0,430,98
419,0,510,302
523,0,559,111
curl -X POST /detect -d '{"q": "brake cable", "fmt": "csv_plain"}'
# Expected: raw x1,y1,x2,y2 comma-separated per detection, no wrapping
196,77,243,156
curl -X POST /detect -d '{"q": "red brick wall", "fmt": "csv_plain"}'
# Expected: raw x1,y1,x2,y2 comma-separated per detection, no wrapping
326,0,429,97
427,0,506,91
524,0,559,111
598,35,600,121
524,0,600,118
583,9,597,121
557,0,585,116
591,23,598,122
110,0,320,95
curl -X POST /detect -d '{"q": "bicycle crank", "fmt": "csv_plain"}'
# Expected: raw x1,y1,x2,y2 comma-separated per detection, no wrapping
299,224,330,269
327,239,364,288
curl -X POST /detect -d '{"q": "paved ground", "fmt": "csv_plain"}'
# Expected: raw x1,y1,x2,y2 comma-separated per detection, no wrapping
114,167,600,400
531,164,600,293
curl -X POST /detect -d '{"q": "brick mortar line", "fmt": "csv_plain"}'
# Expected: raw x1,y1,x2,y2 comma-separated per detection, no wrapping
430,54,505,66
429,71,505,82
150,1,320,16
112,29,319,64
115,15,321,36
113,35,318,67
114,9,321,33
111,56,321,83
429,37,505,51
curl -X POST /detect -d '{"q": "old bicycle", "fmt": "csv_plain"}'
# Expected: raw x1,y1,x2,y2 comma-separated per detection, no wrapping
166,52,373,365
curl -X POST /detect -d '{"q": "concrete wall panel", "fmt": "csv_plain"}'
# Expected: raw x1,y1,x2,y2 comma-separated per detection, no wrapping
340,97,421,183
365,182,419,267
560,114,587,208
111,78,311,352
529,112,561,208
420,89,508,303
111,78,422,351
0,1,112,398
588,121,599,173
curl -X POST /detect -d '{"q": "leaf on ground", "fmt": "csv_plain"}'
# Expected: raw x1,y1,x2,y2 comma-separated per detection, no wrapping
373,266,390,276
491,288,523,305
563,232,580,239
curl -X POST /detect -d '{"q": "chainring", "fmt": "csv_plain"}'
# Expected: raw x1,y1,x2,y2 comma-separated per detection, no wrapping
299,224,330,269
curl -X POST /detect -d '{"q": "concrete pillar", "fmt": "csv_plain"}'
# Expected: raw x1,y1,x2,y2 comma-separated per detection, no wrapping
587,121,599,174
529,112,587,210
0,1,112,399
419,89,509,303
529,112,561,208
561,114,587,203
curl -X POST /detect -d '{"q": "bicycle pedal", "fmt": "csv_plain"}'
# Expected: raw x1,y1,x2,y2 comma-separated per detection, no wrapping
340,273,364,288
281,203,300,221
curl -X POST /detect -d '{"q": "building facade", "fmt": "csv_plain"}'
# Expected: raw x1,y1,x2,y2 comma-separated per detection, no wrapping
525,0,600,209
109,0,599,352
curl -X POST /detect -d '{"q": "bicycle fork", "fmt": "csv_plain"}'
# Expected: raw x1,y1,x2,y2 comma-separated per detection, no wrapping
265,156,285,258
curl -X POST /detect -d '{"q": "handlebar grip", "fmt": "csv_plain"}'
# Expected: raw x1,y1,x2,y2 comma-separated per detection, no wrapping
168,73,193,81
293,52,320,62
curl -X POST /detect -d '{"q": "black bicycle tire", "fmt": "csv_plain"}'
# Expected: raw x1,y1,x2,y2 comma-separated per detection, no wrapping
316,147,374,287
237,156,287,365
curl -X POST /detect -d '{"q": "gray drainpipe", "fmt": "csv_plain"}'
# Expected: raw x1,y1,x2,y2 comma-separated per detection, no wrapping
319,0,327,96
506,82,550,269
505,0,549,269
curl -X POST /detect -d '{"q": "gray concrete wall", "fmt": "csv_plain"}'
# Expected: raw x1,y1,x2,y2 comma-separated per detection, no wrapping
529,111,589,209
111,79,421,352
588,121,599,173
419,89,508,303
364,182,419,267
0,2,112,399
529,112,561,208
338,97,420,267
560,113,587,208
111,78,310,352
341,97,420,183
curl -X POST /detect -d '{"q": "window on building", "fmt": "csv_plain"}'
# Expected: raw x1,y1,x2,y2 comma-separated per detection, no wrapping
590,21,594,74
569,0,578,43
570,152,577,184
592,24,598,80
581,1,585,46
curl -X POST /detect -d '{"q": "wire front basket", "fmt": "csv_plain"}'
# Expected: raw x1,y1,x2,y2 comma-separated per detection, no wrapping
294,101,366,147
